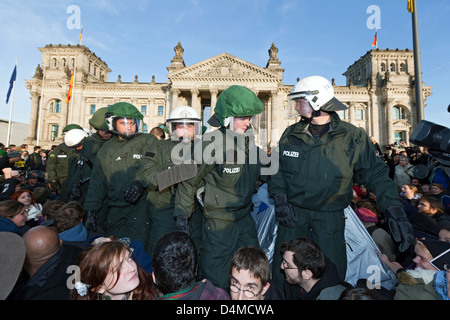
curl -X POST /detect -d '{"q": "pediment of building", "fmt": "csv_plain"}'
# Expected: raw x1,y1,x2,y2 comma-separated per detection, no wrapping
393,120,411,130
168,53,282,82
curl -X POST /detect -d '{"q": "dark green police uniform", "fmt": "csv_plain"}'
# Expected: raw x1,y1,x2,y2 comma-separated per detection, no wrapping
137,139,203,258
173,85,266,289
269,112,402,286
83,132,158,246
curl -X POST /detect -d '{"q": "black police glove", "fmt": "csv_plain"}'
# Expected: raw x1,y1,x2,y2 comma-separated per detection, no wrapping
175,215,190,235
123,181,145,204
273,194,297,228
385,206,415,252
84,210,97,233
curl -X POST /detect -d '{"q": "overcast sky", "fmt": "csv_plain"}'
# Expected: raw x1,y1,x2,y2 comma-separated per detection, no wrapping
1,0,449,129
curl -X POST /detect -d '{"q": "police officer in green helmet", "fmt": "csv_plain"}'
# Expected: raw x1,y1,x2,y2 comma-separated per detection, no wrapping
46,123,83,201
83,102,158,249
173,85,267,289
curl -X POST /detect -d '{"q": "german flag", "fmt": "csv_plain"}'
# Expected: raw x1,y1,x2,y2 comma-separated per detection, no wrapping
66,68,74,103
372,31,377,47
407,0,413,13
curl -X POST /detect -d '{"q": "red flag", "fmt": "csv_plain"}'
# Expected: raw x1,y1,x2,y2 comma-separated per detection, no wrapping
66,68,74,103
372,31,377,47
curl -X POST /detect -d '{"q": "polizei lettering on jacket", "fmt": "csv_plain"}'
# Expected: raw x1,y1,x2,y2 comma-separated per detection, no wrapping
283,150,299,158
223,167,240,174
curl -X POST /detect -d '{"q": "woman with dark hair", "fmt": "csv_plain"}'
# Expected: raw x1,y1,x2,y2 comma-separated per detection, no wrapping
70,240,158,300
0,199,28,235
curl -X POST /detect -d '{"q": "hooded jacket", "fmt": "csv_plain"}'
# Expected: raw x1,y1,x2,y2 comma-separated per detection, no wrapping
284,257,348,300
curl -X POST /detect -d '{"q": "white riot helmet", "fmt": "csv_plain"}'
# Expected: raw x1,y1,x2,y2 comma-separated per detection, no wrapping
166,106,202,141
64,128,88,148
288,76,347,118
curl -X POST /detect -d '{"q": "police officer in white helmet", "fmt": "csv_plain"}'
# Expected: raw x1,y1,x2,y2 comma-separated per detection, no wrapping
269,76,415,290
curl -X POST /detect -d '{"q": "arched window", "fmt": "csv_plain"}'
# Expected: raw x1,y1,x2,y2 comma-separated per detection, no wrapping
381,63,386,72
52,58,57,67
390,63,396,72
393,106,406,120
400,63,406,72
49,100,62,113
71,58,75,68
62,58,66,67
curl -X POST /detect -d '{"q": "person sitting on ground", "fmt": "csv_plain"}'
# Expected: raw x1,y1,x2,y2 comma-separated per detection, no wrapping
7,225,83,300
53,201,89,249
89,235,153,274
0,200,28,235
377,239,450,300
38,200,66,226
70,239,158,300
281,237,348,300
355,207,396,262
229,246,284,300
439,225,450,243
152,231,230,300
11,189,43,228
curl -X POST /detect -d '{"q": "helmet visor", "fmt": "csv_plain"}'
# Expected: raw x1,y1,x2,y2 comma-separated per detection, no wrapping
169,120,202,142
112,117,141,138
287,97,313,119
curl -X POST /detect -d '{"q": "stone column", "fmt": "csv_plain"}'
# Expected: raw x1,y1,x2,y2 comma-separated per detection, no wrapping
190,89,200,117
385,98,394,144
171,88,180,114
365,103,371,136
28,92,39,140
348,102,355,123
210,88,218,110
270,89,284,144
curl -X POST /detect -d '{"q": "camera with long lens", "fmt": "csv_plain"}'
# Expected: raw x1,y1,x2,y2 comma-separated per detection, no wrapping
409,120,450,166
409,107,450,179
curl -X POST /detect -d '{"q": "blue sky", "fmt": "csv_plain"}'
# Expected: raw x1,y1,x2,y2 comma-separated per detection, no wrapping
1,0,449,129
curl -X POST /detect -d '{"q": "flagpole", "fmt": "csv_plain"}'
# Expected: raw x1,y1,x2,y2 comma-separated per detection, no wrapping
6,60,17,147
68,26,82,124
411,0,424,122
36,62,46,146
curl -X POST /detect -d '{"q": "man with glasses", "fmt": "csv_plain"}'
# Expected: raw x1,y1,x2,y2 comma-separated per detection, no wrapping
280,238,347,300
229,246,284,300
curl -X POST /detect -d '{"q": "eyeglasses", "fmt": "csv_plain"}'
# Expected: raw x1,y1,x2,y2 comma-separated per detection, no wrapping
282,259,298,270
229,283,262,299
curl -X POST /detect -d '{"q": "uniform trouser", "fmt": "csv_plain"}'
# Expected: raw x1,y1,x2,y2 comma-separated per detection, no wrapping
147,205,175,256
105,198,150,250
146,202,203,259
189,203,204,281
272,207,347,289
201,213,260,289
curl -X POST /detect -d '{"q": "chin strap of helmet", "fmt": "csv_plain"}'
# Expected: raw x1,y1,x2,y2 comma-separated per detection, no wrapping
300,110,321,124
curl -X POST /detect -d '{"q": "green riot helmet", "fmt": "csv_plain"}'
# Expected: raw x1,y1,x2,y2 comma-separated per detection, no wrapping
63,123,83,134
89,107,110,131
105,102,144,139
208,85,263,133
